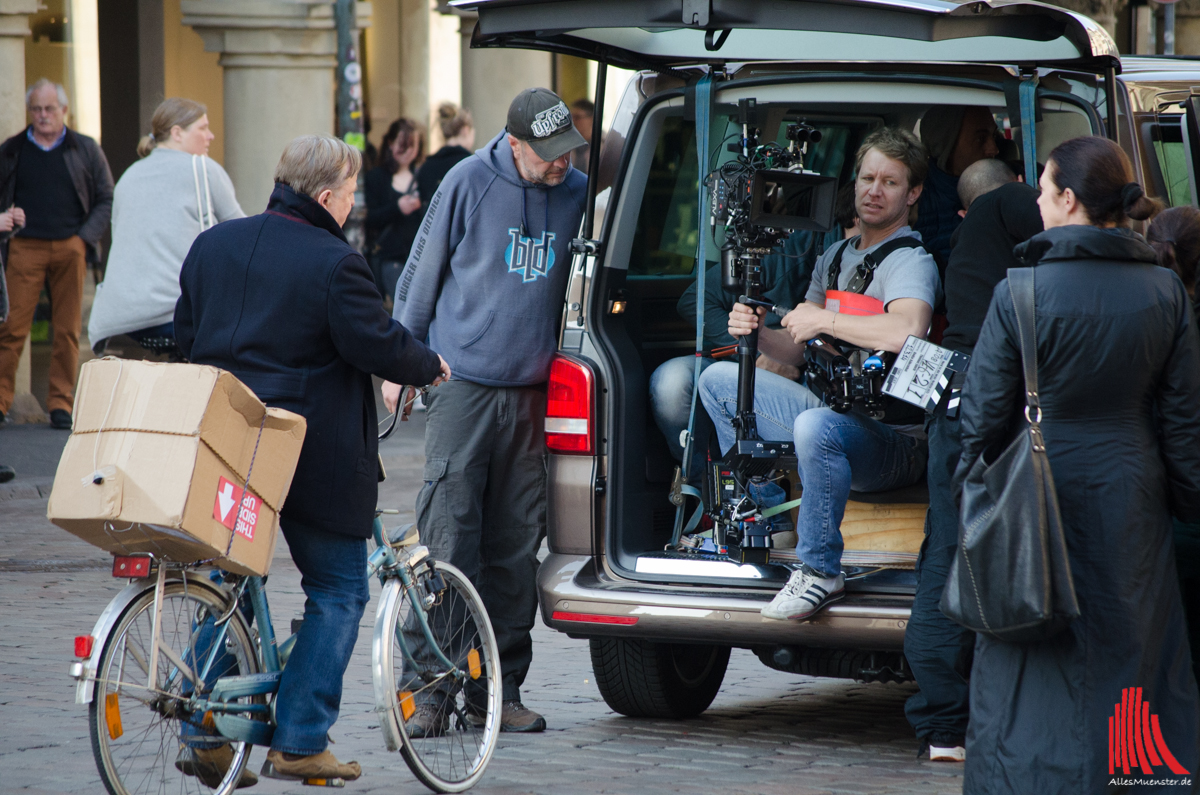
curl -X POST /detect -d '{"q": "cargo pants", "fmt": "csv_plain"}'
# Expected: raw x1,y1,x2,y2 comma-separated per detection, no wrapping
416,379,547,702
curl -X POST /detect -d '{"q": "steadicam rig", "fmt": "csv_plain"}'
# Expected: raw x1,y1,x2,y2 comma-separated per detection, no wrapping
706,98,837,452
697,98,840,564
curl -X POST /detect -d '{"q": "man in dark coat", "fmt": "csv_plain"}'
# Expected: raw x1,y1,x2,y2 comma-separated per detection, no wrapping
0,79,114,428
903,158,1042,761
176,135,448,783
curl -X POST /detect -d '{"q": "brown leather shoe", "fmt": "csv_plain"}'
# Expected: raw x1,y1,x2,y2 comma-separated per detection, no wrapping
405,702,450,738
467,699,547,732
262,749,362,782
175,744,258,788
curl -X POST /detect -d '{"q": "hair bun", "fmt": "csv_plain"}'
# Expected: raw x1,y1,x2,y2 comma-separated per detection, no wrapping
1120,182,1145,209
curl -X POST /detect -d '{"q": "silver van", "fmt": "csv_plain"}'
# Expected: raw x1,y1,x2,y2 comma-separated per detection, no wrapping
455,0,1200,719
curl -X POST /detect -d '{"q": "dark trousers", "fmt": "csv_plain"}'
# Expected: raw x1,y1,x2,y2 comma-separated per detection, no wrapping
271,521,369,754
417,380,547,702
904,403,975,746
1175,519,1200,689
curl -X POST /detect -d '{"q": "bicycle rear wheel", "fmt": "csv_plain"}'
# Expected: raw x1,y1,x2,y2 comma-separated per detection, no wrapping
373,559,502,793
89,578,258,795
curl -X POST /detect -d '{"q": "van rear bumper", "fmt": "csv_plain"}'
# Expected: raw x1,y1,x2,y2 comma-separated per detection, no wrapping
537,553,912,650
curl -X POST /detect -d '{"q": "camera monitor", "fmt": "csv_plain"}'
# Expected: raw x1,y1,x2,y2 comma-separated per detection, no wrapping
748,169,838,233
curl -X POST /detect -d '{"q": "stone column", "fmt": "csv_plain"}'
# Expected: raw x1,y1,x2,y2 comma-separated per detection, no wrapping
1,0,43,423
0,0,37,140
181,0,371,214
458,15,551,141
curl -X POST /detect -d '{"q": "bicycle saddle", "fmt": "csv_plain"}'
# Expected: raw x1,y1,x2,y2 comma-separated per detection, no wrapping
386,523,420,548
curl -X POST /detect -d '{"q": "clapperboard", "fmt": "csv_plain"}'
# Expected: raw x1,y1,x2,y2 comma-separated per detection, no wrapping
882,336,971,414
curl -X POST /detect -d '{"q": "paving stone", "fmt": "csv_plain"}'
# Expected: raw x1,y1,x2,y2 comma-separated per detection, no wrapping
0,413,964,795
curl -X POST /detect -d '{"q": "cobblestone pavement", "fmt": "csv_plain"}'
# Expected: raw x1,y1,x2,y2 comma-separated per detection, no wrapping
0,412,964,795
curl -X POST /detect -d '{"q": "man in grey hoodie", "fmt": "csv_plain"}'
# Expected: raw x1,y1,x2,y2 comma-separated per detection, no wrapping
386,88,587,734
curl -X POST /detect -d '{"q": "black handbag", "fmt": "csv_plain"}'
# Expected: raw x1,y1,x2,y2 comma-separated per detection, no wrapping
940,267,1080,643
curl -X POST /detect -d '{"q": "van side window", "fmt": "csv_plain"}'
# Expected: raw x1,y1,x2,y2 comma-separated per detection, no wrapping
628,116,701,277
1144,119,1195,207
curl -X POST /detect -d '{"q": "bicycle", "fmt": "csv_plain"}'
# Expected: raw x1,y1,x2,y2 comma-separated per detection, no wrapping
71,404,502,794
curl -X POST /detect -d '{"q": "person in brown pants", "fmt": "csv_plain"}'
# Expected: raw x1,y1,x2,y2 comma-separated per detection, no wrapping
0,79,114,427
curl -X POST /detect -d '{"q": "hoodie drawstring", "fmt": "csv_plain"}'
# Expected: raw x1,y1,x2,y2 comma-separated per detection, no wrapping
519,186,550,241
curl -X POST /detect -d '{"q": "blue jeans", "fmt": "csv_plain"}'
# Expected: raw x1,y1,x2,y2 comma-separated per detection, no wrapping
271,521,370,755
698,361,926,576
649,355,715,473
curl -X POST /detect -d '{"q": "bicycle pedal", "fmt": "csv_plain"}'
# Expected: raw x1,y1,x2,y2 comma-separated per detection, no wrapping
260,759,345,787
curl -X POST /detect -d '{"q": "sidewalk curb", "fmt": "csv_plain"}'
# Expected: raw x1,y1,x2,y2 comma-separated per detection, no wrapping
0,476,55,502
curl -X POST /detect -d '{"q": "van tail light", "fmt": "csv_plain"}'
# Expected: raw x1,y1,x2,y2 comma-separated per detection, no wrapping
546,355,594,455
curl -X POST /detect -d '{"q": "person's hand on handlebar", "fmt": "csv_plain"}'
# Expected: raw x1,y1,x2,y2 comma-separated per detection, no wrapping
728,302,765,339
381,355,451,420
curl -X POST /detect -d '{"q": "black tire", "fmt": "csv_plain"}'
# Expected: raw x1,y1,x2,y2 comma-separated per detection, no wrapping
382,560,501,793
589,638,730,718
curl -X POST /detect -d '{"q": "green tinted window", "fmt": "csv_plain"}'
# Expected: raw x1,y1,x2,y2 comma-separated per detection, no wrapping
1154,137,1194,207
627,116,701,277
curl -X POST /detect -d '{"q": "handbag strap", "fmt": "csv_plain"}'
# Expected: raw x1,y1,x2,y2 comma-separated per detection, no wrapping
1006,267,1040,422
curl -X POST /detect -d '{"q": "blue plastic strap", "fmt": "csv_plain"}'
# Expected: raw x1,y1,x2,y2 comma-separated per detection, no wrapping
671,73,713,544
1019,77,1038,188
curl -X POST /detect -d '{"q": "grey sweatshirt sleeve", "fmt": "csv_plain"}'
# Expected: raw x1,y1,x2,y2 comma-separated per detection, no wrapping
394,180,461,341
207,160,245,221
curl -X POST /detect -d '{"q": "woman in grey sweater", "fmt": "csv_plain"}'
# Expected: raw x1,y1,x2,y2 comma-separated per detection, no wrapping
88,98,243,354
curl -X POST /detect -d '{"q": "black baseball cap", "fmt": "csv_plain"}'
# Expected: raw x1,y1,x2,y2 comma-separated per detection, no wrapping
507,88,587,162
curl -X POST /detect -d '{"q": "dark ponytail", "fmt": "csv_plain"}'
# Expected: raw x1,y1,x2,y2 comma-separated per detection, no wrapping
1147,206,1200,294
1045,136,1163,225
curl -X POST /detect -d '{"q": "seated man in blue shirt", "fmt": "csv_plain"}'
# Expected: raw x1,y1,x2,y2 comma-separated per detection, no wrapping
699,127,941,621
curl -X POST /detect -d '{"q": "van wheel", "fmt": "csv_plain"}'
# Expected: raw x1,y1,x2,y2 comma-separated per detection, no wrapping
589,638,730,718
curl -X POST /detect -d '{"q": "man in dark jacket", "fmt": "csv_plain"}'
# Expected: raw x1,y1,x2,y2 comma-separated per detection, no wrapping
903,158,1042,762
176,135,448,783
0,79,113,428
387,87,587,735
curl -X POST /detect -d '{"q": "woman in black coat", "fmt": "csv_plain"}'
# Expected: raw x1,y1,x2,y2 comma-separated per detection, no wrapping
365,118,424,305
957,136,1200,793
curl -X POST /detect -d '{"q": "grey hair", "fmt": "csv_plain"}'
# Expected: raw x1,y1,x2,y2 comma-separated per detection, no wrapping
26,78,69,108
273,135,361,200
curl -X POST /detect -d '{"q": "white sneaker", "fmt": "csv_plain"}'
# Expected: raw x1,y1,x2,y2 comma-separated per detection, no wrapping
929,744,966,762
761,566,844,621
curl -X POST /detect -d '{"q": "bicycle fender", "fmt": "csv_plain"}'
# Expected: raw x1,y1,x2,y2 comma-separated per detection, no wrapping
70,572,234,705
371,577,406,752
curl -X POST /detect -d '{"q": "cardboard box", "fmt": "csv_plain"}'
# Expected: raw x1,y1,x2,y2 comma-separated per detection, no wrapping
47,360,307,576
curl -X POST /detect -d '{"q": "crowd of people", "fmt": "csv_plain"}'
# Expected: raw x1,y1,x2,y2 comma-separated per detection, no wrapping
4,70,1200,792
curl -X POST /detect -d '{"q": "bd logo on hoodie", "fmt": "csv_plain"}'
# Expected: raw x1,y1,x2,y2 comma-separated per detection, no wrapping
506,228,556,283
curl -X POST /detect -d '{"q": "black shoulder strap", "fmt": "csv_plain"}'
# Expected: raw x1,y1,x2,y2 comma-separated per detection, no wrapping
825,238,855,292
1006,267,1039,417
827,236,926,295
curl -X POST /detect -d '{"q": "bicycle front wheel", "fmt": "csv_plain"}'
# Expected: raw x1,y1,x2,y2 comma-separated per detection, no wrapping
89,578,259,795
372,559,502,793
